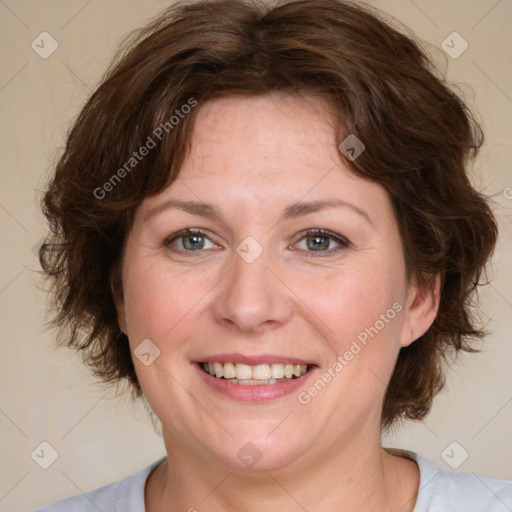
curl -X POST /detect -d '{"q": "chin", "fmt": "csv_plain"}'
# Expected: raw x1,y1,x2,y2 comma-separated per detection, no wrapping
216,425,316,472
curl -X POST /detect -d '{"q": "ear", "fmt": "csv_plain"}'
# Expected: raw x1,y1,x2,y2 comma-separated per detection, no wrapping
400,273,441,347
114,294,128,334
110,271,128,334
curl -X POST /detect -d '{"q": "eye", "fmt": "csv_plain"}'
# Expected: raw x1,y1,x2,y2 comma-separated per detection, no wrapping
293,229,350,257
163,228,349,257
163,229,219,253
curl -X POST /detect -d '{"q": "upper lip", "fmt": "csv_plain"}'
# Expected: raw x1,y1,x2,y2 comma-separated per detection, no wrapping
193,353,316,366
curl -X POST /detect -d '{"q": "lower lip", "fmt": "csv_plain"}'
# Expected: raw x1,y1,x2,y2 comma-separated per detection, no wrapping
194,363,317,401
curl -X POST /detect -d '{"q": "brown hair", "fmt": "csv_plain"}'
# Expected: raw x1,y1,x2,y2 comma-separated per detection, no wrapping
39,0,498,429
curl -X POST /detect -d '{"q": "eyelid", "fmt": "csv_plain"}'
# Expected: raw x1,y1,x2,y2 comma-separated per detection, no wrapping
292,228,350,256
163,228,220,252
301,228,350,245
163,228,350,256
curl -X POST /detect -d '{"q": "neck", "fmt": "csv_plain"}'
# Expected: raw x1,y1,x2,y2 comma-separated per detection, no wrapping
146,427,419,512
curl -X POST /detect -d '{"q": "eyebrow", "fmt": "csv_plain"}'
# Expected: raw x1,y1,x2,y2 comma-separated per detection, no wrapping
144,198,374,226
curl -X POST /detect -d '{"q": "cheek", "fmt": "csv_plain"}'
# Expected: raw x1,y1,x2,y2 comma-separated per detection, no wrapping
296,269,406,426
120,258,209,420
315,269,401,337
122,256,210,341
296,259,406,377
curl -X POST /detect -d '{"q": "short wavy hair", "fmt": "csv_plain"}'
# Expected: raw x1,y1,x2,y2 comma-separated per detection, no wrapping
39,0,498,429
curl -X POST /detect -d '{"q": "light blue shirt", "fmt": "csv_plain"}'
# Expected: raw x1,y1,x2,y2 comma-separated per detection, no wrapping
32,450,512,511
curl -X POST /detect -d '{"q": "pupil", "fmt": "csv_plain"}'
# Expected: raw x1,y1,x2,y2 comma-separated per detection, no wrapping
309,235,328,251
184,234,204,250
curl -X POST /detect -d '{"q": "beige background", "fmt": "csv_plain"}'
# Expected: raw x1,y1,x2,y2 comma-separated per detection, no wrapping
0,1,511,511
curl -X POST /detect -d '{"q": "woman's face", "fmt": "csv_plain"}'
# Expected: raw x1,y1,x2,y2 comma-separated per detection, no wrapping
116,93,437,470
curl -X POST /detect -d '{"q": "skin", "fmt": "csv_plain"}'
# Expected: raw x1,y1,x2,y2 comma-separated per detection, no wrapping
115,93,440,512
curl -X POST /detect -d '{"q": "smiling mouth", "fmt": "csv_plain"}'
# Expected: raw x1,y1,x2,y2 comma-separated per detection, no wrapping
200,362,310,385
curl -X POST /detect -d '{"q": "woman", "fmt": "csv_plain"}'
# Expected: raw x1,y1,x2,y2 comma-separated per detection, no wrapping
33,0,511,510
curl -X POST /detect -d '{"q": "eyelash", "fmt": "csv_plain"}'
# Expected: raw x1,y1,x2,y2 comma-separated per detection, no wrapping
163,228,350,257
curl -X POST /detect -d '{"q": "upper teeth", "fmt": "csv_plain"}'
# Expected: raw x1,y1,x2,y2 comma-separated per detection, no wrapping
202,362,308,380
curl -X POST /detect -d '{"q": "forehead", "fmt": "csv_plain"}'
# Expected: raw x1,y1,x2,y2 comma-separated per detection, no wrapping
138,93,393,228
184,93,338,174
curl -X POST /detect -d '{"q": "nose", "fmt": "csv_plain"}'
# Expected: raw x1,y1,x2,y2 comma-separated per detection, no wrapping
213,243,293,333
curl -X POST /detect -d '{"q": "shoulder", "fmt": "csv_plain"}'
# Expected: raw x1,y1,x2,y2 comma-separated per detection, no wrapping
30,457,166,512
31,479,117,512
398,449,512,512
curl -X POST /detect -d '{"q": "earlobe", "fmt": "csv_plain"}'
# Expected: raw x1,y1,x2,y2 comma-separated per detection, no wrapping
400,274,441,348
116,299,128,334
113,294,128,334
110,273,127,334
